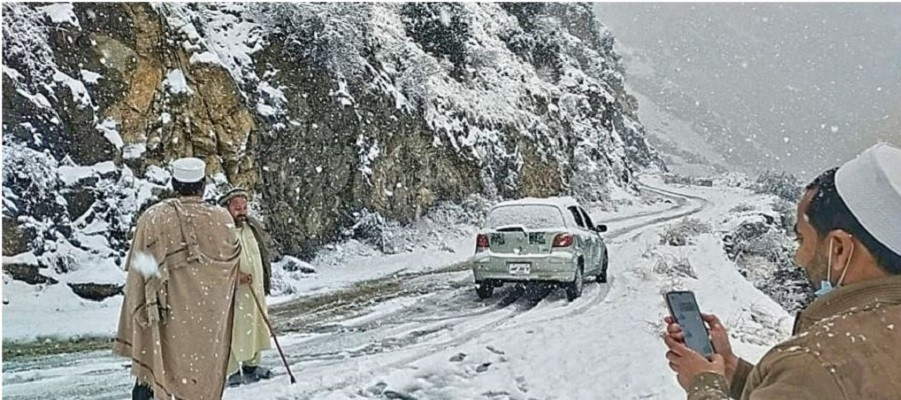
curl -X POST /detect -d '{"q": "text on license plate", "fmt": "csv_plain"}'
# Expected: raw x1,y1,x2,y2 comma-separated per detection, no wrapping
508,263,531,275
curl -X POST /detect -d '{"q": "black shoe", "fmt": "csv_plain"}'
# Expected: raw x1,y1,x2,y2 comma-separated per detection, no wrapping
252,366,274,380
227,372,244,387
132,381,154,400
241,365,273,381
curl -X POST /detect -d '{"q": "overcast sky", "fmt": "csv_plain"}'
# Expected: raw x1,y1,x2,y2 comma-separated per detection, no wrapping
596,3,900,179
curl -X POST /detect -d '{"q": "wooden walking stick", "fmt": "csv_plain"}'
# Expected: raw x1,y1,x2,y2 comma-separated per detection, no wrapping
248,288,297,384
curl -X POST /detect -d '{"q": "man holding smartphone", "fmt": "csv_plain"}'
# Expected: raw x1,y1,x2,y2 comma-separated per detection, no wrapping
663,143,901,400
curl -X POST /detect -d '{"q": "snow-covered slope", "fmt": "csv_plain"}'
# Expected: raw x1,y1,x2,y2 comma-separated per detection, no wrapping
597,3,901,176
271,178,791,399
630,90,736,177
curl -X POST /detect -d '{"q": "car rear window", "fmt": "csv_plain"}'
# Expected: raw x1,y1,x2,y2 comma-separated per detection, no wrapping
485,205,566,230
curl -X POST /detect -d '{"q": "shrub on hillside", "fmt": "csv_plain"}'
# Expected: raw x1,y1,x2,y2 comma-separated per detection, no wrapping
401,3,471,80
723,216,814,313
730,203,755,213
753,171,802,202
342,209,400,254
653,255,697,279
660,218,712,246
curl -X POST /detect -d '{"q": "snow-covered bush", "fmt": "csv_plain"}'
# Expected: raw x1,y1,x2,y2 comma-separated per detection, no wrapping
342,209,401,254
401,3,471,81
723,216,813,313
730,203,755,213
771,199,796,231
338,194,492,257
2,143,165,277
498,3,561,79
753,171,802,202
2,144,66,225
429,194,491,228
653,255,696,279
270,256,317,296
659,218,711,246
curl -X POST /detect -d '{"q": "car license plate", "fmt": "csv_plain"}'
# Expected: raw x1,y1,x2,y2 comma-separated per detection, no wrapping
508,263,531,275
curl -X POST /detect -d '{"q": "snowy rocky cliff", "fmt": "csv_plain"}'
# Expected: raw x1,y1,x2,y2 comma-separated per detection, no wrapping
2,3,663,294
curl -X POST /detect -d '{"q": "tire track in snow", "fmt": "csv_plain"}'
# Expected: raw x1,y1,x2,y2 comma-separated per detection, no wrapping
278,183,708,397
606,184,711,243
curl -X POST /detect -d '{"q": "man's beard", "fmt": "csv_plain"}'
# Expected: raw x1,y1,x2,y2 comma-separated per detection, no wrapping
803,250,830,288
234,215,247,226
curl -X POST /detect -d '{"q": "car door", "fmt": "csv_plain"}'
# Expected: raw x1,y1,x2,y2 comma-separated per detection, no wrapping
567,206,592,267
588,210,608,272
578,207,601,273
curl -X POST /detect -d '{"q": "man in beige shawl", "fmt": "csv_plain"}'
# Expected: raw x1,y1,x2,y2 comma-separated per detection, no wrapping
114,157,241,400
218,188,274,386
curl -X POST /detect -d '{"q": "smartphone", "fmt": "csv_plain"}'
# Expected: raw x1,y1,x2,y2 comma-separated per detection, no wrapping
665,291,715,359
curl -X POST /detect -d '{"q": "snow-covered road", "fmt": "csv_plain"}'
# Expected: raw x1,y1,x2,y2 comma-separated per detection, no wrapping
3,181,793,400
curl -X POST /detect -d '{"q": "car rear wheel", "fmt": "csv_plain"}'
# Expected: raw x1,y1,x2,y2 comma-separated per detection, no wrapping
596,254,608,284
476,282,494,299
565,266,583,302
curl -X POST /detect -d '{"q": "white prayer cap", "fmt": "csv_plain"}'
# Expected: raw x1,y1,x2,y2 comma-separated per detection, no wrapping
835,142,901,255
171,157,206,183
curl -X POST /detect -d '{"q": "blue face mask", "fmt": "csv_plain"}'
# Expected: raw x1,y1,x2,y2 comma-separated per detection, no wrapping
814,239,854,298
814,280,834,297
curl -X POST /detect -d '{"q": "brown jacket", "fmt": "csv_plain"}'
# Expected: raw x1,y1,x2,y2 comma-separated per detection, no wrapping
245,216,272,295
689,275,901,400
114,197,241,400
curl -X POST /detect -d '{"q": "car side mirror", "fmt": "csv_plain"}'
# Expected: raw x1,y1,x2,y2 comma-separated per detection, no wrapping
595,224,607,233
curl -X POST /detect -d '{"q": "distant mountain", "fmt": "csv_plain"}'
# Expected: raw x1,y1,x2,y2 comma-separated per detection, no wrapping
597,3,901,177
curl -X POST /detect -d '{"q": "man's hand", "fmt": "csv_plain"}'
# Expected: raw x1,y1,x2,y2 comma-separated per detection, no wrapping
664,334,727,390
664,313,739,384
238,272,253,285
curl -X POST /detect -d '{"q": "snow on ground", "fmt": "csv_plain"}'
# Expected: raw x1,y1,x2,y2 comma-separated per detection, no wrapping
268,232,477,306
2,177,799,400
1,224,477,342
2,279,123,341
591,187,676,224
216,177,792,399
3,257,127,341
1,176,673,342
0,189,645,341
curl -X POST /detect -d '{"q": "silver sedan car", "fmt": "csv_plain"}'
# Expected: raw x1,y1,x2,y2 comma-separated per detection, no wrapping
471,197,608,301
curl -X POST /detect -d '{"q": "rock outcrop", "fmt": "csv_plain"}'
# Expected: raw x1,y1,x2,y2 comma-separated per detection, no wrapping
2,3,664,292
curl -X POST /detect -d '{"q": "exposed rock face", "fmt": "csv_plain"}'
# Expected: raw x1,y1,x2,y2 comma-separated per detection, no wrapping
2,3,664,285
247,3,664,256
253,44,484,255
67,282,124,301
3,263,58,285
2,217,28,256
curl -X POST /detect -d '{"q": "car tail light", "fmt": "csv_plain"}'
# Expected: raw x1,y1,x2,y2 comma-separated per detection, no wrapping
553,233,573,248
476,234,489,252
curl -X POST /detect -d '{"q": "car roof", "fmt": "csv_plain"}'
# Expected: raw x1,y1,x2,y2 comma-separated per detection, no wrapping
491,196,581,210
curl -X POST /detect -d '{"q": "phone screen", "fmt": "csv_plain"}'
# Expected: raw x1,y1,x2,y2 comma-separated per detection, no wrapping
666,291,714,358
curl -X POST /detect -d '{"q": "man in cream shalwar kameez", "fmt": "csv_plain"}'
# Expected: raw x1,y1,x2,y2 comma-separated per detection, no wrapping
220,189,273,385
